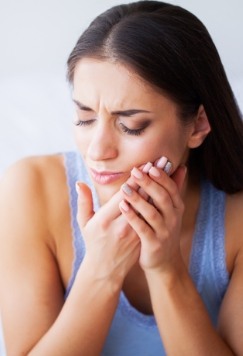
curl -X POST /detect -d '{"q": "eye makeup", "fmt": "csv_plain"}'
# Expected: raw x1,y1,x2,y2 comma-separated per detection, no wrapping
73,119,95,127
118,119,151,136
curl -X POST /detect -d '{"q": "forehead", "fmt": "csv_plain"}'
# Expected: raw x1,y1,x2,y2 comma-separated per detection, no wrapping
72,58,174,112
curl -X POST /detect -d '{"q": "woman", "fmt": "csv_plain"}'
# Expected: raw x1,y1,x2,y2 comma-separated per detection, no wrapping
1,1,243,354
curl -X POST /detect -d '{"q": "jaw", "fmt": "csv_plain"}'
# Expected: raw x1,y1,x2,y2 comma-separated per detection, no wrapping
92,175,129,206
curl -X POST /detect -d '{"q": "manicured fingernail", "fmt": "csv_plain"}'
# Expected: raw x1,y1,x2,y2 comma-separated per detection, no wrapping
142,162,153,173
131,167,143,179
120,200,130,212
121,183,133,196
156,156,167,169
164,161,172,175
149,166,161,177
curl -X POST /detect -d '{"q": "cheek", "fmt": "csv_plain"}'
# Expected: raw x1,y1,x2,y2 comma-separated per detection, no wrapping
74,129,90,154
121,135,165,166
139,130,189,168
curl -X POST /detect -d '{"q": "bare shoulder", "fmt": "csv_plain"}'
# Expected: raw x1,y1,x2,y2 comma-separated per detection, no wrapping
0,154,66,234
0,154,67,353
0,153,65,196
0,153,68,261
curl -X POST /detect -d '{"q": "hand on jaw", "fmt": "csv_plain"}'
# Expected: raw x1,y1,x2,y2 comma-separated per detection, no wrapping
119,158,187,274
75,156,187,287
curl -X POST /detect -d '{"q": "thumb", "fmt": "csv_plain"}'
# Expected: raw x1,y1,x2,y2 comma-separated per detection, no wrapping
171,165,187,194
76,182,95,228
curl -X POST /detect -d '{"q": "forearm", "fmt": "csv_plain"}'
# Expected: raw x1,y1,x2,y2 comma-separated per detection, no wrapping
29,259,121,356
145,260,234,356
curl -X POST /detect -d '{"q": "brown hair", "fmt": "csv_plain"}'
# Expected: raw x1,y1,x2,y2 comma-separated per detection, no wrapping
67,1,243,193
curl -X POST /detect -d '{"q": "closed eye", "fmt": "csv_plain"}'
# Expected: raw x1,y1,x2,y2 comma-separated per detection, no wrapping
119,123,147,136
73,119,95,126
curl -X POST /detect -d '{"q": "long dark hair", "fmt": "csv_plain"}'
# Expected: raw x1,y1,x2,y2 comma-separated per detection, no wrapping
67,1,243,193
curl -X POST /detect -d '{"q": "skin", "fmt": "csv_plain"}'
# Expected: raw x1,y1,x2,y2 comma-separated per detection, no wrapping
72,59,194,205
0,58,243,355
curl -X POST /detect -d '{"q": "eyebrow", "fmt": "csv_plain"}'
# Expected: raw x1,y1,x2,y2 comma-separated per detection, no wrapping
73,99,151,116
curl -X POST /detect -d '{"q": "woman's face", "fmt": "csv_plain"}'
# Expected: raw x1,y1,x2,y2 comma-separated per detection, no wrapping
72,58,194,204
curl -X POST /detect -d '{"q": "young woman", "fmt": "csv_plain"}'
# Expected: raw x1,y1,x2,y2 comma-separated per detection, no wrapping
1,1,243,355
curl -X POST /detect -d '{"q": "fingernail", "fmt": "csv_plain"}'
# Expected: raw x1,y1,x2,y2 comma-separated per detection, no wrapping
164,161,172,175
121,183,133,196
131,167,143,179
120,200,130,212
156,156,167,169
142,162,153,173
149,166,161,177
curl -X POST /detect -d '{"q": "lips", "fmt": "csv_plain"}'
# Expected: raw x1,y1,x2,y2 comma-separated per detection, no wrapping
89,168,125,185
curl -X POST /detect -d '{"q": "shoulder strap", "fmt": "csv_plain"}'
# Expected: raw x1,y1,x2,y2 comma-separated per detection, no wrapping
189,180,229,324
63,151,90,297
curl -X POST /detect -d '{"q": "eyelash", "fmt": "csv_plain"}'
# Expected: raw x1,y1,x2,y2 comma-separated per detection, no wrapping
74,119,146,136
74,119,94,127
119,123,145,136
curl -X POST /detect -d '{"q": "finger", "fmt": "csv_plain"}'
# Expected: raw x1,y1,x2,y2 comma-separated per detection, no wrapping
92,164,153,223
114,213,138,240
131,166,183,210
119,199,154,244
120,186,167,232
122,161,153,194
89,160,161,225
76,182,95,228
125,161,152,192
138,187,149,201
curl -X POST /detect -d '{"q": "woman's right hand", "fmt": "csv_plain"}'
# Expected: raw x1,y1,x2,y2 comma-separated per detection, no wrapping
75,158,171,285
75,182,141,287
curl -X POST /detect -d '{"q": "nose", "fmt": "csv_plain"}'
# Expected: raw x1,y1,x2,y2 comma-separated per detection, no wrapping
87,121,118,161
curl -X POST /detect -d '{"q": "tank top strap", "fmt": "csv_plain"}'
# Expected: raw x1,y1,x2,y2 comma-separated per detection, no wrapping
189,179,229,323
63,151,99,298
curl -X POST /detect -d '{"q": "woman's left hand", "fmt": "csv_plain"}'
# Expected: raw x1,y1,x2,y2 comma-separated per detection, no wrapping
119,165,187,273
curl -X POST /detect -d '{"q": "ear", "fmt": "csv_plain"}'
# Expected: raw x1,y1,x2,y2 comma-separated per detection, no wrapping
187,105,211,148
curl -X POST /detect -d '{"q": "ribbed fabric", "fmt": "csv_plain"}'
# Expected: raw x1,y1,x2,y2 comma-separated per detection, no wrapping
63,151,229,355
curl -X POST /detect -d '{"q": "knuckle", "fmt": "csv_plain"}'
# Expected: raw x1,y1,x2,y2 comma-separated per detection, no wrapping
142,176,152,188
146,206,158,221
160,229,170,241
159,191,170,206
170,182,178,196
100,217,110,230
116,224,129,239
141,223,151,236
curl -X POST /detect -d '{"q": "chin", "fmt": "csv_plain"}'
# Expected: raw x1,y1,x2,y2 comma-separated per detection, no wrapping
95,182,123,206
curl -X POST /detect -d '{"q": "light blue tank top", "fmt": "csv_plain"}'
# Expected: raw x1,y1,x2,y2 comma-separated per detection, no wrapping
63,151,229,356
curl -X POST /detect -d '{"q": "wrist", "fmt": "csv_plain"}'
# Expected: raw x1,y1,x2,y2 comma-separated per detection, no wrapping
76,256,124,296
144,254,187,291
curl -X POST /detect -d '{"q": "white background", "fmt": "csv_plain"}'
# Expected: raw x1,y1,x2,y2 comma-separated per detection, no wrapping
0,0,243,352
0,0,243,176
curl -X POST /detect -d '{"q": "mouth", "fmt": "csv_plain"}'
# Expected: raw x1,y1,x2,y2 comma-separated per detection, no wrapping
89,168,126,185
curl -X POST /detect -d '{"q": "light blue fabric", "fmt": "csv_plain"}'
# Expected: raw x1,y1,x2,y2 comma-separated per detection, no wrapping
0,317,6,356
64,151,229,355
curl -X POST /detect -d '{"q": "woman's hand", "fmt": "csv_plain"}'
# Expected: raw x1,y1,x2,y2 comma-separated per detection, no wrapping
76,182,141,286
119,165,187,273
74,159,166,283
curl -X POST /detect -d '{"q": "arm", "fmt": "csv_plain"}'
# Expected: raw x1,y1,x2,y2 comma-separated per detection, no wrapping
0,158,140,355
145,260,234,355
0,159,64,355
119,166,241,355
